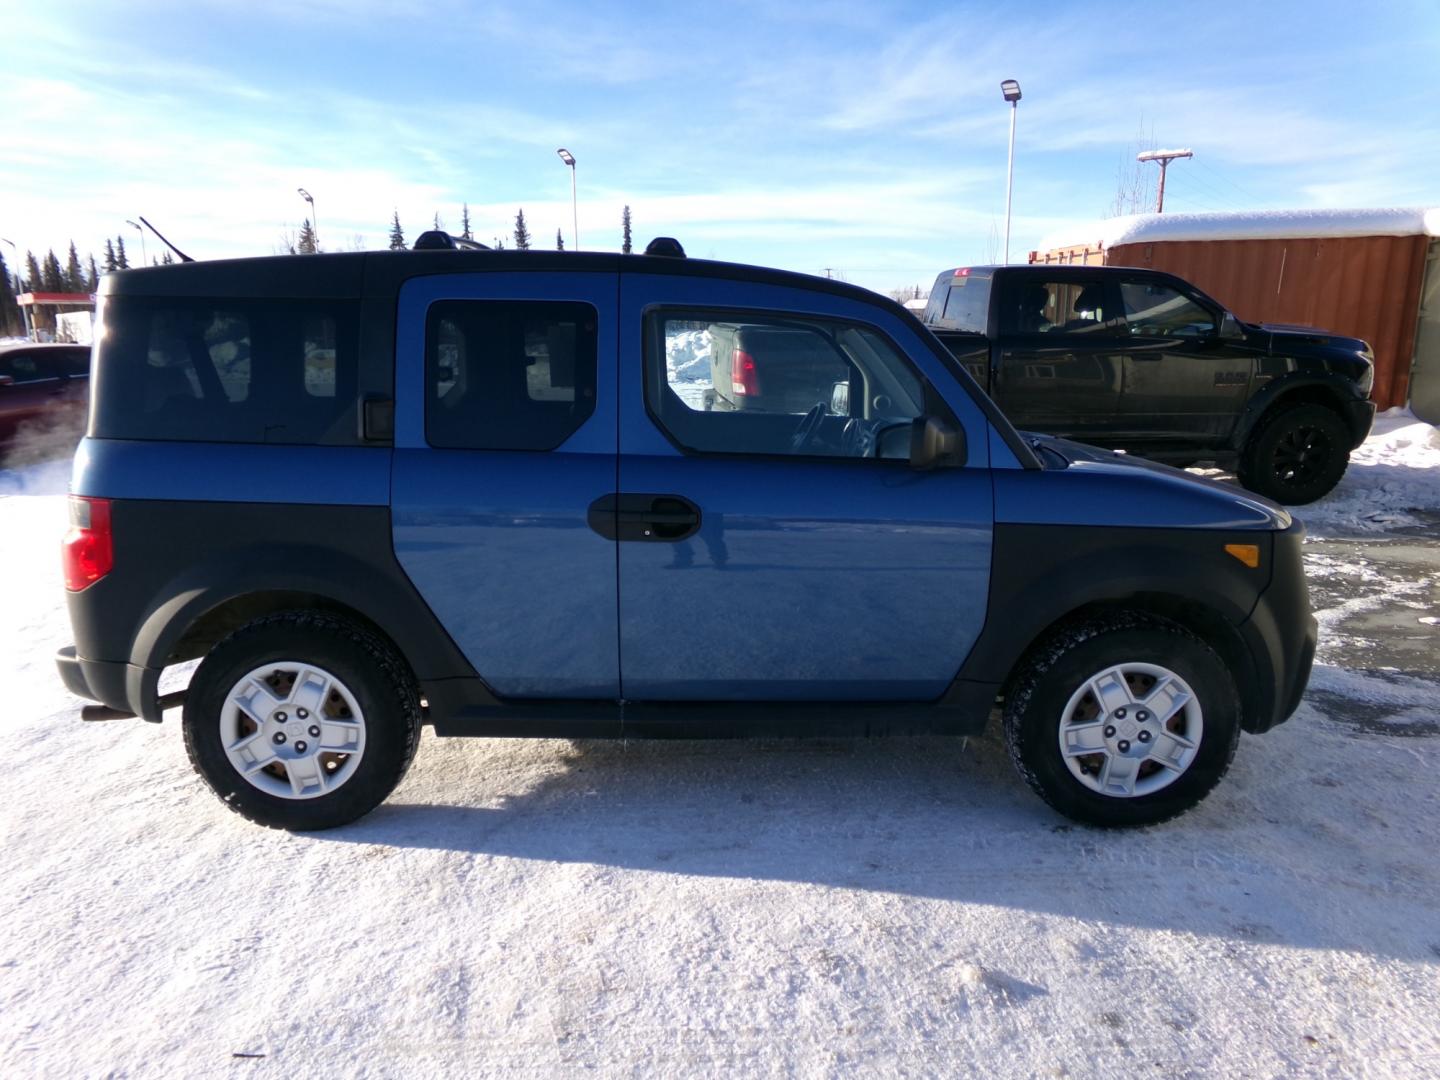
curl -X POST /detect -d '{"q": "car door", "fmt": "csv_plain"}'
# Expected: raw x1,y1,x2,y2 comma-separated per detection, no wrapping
1115,276,1256,447
0,348,68,443
990,273,1127,441
615,272,994,703
389,272,621,698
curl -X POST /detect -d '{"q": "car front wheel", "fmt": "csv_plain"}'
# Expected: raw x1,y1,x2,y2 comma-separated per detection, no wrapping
1238,402,1351,504
182,611,421,830
1003,614,1241,827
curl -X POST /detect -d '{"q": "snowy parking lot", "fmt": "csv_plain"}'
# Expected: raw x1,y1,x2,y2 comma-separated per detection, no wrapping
2,415,1438,1077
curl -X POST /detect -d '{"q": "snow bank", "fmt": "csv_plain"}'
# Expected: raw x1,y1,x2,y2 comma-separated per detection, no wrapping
666,328,713,384
1286,408,1440,535
1041,206,1440,253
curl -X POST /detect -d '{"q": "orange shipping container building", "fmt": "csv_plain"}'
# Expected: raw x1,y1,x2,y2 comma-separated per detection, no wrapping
1033,208,1440,417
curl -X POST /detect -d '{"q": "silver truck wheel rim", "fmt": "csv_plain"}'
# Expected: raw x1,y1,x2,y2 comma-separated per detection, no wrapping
1057,661,1203,799
220,662,366,800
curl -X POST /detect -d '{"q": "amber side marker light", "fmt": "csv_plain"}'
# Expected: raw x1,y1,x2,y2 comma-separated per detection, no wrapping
1225,543,1260,569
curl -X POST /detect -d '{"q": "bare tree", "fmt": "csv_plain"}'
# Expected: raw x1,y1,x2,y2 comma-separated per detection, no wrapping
983,219,1001,264
1107,120,1159,218
273,228,299,256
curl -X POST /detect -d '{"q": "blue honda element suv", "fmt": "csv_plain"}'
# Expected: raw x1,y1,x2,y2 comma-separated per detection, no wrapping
55,234,1316,830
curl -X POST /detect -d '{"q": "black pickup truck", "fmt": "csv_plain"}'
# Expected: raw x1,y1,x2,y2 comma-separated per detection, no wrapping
922,265,1376,503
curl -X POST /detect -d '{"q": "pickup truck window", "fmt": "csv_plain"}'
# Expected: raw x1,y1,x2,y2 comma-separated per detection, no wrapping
998,279,1112,336
940,273,992,333
647,311,927,460
1120,281,1217,338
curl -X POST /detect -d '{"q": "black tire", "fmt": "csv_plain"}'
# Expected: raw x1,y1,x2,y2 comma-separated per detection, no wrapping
182,611,421,830
1237,402,1351,504
1003,613,1241,828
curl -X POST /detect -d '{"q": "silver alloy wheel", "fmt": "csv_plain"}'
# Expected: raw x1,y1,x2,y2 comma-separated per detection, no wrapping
1057,661,1204,799
220,661,367,799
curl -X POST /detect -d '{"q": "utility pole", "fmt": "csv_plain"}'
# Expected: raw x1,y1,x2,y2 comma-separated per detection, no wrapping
1137,148,1193,213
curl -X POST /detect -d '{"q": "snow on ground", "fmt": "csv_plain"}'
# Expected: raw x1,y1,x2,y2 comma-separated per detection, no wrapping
2,420,1439,1077
1286,408,1440,536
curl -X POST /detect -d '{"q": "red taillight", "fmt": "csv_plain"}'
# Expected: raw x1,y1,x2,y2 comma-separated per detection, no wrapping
62,496,113,592
731,348,761,396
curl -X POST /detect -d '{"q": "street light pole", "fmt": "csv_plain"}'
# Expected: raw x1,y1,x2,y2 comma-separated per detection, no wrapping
125,219,148,267
297,188,318,250
557,149,578,250
1000,79,1022,264
1,236,33,339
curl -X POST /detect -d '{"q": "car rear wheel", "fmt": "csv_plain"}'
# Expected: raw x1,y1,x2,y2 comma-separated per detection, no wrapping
182,611,421,830
1003,614,1240,827
1238,402,1351,504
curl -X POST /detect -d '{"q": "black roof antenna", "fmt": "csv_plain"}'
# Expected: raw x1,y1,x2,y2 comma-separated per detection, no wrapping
138,216,194,263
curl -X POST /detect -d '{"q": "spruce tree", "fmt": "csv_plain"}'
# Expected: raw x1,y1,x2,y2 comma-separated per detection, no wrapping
460,203,473,240
388,211,406,250
25,251,41,292
87,255,99,291
513,209,531,250
161,251,175,265
103,238,117,273
0,250,19,336
492,236,505,250
621,205,632,254
298,219,318,254
556,228,564,251
65,242,84,291
116,236,130,270
433,211,444,232
42,250,64,292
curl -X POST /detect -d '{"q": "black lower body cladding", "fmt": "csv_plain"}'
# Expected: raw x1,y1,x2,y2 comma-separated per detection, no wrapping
956,520,1314,734
60,499,480,722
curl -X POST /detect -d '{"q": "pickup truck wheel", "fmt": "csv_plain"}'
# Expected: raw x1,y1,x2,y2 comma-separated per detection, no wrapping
1238,403,1351,504
182,612,421,831
1003,615,1240,827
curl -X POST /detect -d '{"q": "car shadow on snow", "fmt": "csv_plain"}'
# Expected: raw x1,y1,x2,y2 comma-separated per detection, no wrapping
312,719,1440,963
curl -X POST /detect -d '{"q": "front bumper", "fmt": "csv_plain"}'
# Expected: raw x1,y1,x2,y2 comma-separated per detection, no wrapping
1343,397,1377,448
1236,521,1316,733
56,645,164,722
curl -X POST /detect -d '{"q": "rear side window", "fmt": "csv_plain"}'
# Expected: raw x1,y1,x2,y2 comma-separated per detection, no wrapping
91,298,360,444
997,278,1114,336
425,300,597,451
931,271,992,333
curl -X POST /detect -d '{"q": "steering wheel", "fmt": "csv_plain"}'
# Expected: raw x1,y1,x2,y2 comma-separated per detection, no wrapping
790,402,829,453
840,418,876,458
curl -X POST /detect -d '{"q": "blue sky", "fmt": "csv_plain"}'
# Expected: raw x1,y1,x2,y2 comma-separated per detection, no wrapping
3,0,1437,293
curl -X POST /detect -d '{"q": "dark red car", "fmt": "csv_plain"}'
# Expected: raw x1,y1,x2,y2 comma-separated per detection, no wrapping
0,342,92,464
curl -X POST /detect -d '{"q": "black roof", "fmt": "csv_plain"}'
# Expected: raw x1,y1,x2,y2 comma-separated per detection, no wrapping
99,248,897,310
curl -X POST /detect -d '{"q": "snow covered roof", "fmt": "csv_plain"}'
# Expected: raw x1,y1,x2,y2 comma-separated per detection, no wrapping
1040,207,1440,253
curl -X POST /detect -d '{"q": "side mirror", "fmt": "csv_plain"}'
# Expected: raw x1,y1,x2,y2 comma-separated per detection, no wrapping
909,415,967,470
830,380,850,415
0,374,13,387
1218,312,1244,341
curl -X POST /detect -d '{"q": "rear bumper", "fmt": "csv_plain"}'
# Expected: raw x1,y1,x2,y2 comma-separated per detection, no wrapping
1236,522,1316,733
1343,398,1376,448
55,645,163,722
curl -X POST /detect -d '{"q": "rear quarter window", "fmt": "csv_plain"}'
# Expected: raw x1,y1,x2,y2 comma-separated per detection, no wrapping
931,272,992,333
90,298,361,444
